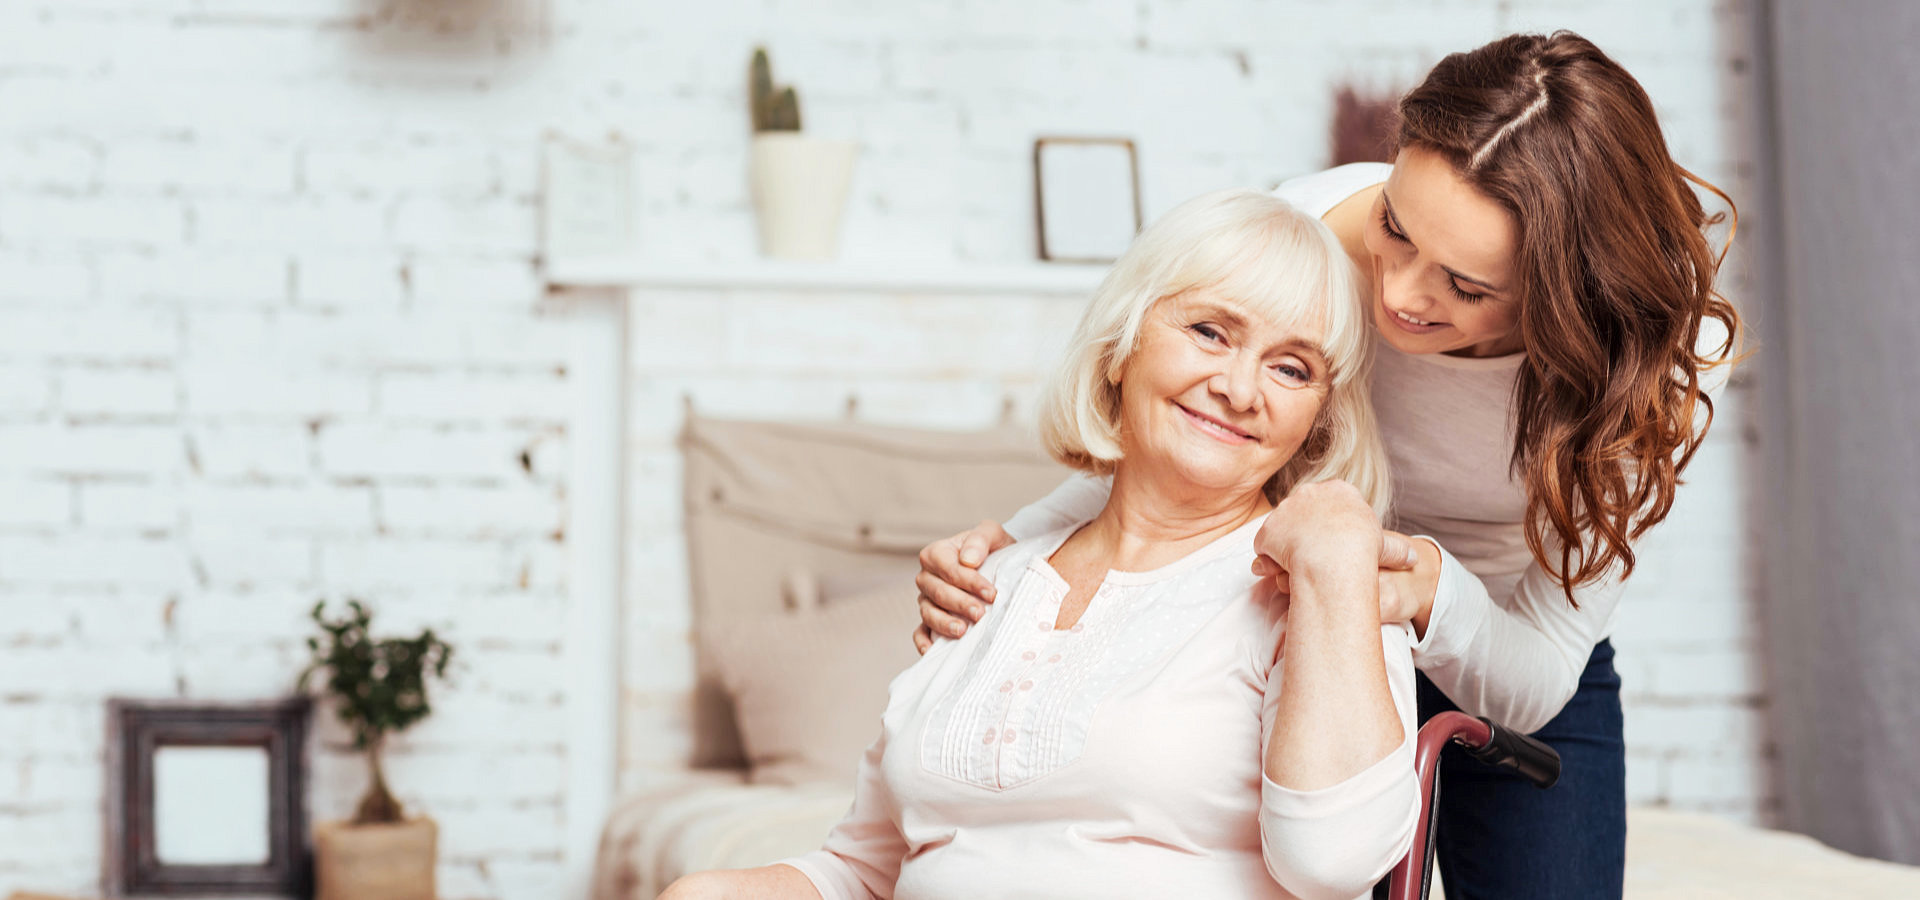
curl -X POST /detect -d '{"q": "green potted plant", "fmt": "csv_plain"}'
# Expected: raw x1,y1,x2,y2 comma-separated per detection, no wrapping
300,600,454,900
748,46,859,260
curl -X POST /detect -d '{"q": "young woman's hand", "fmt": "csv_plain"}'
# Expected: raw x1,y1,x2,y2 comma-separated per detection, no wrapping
911,520,1015,654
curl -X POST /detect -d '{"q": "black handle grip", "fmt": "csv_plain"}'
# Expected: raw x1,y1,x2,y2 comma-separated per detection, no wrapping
1459,717,1561,789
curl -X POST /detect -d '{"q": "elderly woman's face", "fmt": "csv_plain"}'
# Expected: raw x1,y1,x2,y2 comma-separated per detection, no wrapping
1115,288,1331,498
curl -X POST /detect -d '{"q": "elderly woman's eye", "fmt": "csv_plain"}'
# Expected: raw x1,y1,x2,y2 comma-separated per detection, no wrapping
1273,363,1311,386
1190,323,1225,342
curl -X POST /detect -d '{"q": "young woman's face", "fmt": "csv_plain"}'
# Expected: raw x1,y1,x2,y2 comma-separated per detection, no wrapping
1114,288,1330,499
1362,145,1525,357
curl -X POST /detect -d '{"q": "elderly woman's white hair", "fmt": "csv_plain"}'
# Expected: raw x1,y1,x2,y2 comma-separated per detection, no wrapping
1037,188,1391,519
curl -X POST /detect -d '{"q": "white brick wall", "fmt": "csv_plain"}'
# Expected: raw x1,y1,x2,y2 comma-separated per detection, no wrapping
0,0,1769,897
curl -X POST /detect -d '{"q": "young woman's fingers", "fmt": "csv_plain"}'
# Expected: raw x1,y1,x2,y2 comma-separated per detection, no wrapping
920,538,998,604
957,519,1016,567
1380,530,1419,570
912,622,935,655
918,592,972,639
916,568,987,622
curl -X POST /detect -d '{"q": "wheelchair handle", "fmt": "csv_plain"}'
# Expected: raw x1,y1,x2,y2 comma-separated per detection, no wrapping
1456,715,1561,789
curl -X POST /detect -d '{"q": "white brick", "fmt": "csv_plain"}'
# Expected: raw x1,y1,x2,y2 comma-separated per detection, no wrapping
303,141,497,196
13,757,103,807
193,196,389,251
0,254,93,303
0,195,184,246
318,537,520,592
170,589,316,644
317,423,535,480
0,423,183,477
435,802,564,857
382,748,564,802
58,366,179,417
391,197,538,254
0,138,98,191
376,370,569,422
189,533,315,588
180,362,372,418
0,478,70,528
378,483,563,537
0,535,191,588
0,699,100,758
0,642,178,698
188,423,313,479
0,308,177,362
100,137,297,194
96,249,288,305
183,482,374,535
177,643,305,698
293,254,406,308
68,591,176,647
76,481,180,531
407,256,543,308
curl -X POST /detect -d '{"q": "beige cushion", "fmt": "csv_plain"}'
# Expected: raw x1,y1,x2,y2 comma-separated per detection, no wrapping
705,583,924,786
681,412,1068,767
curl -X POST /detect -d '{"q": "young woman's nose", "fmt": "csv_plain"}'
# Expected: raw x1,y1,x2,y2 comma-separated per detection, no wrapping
1380,261,1438,317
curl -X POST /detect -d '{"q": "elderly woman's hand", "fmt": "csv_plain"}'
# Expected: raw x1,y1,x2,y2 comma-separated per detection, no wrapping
1253,480,1384,583
1251,482,1440,627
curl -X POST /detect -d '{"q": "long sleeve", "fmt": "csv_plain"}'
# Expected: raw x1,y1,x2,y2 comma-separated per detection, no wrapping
774,727,905,900
1409,538,1625,734
1000,472,1111,541
1258,624,1421,900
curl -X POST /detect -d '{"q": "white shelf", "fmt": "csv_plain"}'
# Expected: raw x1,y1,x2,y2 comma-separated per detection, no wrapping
544,257,1109,295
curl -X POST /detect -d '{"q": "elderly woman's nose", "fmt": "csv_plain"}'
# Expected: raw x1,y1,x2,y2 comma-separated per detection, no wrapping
1209,357,1265,411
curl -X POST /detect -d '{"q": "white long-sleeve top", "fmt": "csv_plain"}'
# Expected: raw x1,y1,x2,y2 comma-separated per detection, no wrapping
781,517,1420,900
1004,164,1732,735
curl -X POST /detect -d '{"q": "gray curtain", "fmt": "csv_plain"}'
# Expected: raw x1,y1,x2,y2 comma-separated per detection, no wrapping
1759,0,1920,865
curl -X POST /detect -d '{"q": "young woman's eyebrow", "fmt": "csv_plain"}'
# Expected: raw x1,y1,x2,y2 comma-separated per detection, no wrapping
1382,191,1506,294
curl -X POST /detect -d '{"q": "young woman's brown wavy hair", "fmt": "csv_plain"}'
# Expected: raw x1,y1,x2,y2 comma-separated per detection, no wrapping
1393,31,1741,604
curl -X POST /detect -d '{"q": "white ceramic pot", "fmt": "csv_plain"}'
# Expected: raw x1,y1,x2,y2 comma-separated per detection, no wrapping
749,133,859,261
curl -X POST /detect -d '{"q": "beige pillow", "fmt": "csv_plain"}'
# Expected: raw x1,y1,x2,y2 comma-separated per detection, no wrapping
707,582,923,786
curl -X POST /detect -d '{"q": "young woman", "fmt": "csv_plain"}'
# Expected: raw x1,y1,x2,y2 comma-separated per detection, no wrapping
910,32,1739,899
663,190,1417,900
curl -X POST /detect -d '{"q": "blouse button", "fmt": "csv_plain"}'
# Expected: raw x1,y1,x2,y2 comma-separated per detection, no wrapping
1069,623,1084,633
1021,651,1037,661
999,680,1014,692
1037,620,1050,631
983,728,997,744
1048,654,1061,663
1019,680,1034,691
1002,729,1017,744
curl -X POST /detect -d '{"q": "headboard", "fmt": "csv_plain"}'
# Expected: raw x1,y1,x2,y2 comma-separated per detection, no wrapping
679,412,1071,768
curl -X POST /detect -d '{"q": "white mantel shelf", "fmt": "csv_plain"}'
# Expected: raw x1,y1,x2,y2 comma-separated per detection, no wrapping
544,257,1110,295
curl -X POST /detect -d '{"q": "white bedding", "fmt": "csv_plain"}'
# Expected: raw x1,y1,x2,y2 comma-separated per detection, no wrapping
594,776,1920,900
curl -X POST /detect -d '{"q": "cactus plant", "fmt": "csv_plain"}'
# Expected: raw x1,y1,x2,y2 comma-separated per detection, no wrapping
750,46,802,133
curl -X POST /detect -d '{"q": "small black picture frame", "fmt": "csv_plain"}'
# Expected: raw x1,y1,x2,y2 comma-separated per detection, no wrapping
106,698,312,898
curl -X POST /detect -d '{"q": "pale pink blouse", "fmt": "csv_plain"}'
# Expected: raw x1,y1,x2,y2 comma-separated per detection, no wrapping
778,518,1420,900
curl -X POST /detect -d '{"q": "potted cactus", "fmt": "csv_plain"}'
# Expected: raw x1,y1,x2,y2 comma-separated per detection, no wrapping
300,600,454,900
748,46,859,260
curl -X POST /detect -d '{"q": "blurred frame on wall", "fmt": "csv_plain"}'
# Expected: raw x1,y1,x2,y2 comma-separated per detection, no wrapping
1033,137,1143,263
105,699,311,898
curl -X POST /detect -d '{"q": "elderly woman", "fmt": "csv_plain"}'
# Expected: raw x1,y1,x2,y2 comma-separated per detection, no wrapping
661,189,1420,900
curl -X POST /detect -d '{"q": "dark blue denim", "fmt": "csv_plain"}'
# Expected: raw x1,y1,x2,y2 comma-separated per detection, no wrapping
1414,639,1626,900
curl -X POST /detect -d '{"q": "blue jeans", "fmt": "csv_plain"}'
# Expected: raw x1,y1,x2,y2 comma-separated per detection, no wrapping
1414,639,1626,900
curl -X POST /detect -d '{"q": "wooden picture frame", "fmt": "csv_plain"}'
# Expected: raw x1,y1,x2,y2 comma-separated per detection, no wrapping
106,698,312,898
1033,136,1143,263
